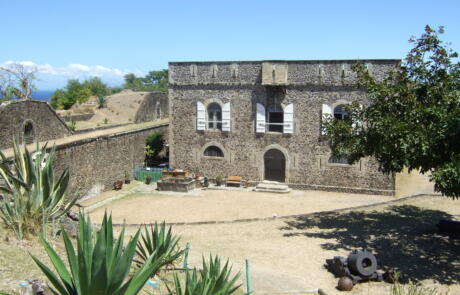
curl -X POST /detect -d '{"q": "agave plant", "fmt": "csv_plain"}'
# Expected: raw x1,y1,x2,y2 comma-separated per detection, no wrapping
167,255,241,295
31,212,167,295
0,139,78,239
136,222,184,270
97,95,106,109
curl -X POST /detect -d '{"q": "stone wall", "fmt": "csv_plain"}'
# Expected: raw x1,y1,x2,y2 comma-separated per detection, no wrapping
134,92,168,123
49,123,169,198
0,100,71,149
169,60,399,195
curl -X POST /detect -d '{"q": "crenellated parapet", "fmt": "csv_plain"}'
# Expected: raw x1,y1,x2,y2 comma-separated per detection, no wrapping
169,59,400,87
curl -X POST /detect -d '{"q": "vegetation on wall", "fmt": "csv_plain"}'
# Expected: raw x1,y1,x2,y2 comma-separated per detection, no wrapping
323,25,460,198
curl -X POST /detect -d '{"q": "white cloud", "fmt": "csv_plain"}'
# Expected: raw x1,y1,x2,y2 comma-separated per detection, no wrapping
1,60,139,88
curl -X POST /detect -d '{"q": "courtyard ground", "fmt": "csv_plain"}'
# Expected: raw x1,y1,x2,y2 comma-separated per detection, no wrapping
85,187,460,295
86,187,397,224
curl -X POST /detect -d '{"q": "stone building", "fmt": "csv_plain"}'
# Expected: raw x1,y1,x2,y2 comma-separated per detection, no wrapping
0,100,71,149
168,60,399,195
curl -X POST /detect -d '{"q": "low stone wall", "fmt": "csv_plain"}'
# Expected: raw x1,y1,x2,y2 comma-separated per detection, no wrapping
60,113,94,122
49,123,169,199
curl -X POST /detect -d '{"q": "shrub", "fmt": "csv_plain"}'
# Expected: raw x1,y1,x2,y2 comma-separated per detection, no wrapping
97,95,106,109
136,222,184,270
67,119,76,131
167,255,241,295
0,140,78,239
31,212,167,295
145,132,165,166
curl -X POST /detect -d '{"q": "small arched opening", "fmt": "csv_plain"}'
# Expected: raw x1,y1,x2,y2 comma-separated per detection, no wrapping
23,121,35,144
264,149,286,182
203,145,224,158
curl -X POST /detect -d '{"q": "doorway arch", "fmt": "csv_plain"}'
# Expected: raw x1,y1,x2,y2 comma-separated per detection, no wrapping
23,120,35,144
264,149,286,182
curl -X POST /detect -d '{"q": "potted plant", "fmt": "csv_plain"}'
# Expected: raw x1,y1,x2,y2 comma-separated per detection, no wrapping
215,175,223,186
124,171,131,184
145,175,152,185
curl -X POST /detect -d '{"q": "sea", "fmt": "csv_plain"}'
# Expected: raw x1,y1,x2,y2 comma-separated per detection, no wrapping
32,90,54,101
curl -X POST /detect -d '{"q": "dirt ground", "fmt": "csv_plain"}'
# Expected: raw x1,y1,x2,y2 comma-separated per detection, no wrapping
56,90,152,129
88,189,397,224
89,186,460,295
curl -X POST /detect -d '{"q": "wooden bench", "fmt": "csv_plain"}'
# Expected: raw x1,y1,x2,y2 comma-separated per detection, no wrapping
226,176,243,187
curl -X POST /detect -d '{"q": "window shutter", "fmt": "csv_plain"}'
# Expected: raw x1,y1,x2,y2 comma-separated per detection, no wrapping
321,104,332,135
283,103,294,134
222,102,231,131
196,101,206,130
352,103,364,129
256,103,266,133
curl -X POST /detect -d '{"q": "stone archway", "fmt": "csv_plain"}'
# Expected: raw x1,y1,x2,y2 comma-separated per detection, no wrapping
23,120,35,144
264,149,286,182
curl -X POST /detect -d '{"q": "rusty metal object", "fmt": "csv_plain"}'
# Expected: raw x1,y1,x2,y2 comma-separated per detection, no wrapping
337,276,354,291
325,249,383,285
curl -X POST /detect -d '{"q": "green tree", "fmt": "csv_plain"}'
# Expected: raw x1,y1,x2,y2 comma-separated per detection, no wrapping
123,73,143,91
82,76,109,97
143,69,168,92
145,132,165,166
50,89,66,109
323,26,460,198
123,70,168,92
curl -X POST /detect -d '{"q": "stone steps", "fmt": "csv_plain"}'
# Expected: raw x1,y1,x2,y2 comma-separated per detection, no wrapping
255,181,291,193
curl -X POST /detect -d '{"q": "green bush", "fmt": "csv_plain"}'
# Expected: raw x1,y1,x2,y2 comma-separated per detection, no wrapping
145,132,165,166
31,212,167,295
136,222,184,270
67,119,76,131
0,140,78,239
97,95,106,109
167,255,241,295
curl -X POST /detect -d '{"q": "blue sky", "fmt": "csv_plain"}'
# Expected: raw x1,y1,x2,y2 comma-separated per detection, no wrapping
1,0,459,90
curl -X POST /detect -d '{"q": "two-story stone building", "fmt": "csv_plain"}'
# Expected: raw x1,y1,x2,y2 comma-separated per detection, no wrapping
168,60,399,195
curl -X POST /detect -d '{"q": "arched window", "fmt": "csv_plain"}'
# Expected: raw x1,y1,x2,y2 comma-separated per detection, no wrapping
207,103,222,130
334,105,349,120
23,121,34,144
204,146,224,157
267,104,283,132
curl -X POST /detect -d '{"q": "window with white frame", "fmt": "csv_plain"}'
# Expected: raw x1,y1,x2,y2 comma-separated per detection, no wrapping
196,101,231,132
267,104,284,132
207,103,222,130
256,103,294,134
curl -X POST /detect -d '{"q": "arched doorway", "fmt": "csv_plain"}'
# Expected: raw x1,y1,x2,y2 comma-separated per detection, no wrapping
23,121,35,144
264,149,285,182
